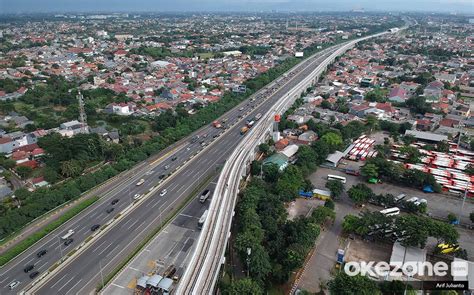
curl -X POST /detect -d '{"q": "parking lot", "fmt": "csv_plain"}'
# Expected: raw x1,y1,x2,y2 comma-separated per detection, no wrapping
309,167,474,224
297,166,474,293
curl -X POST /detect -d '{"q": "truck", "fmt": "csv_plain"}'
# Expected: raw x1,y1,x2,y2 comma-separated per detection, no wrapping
337,249,345,264
212,120,222,128
61,229,74,240
246,120,255,128
254,113,262,121
240,126,249,135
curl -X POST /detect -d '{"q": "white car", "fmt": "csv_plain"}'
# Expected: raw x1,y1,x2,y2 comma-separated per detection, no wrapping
160,189,167,197
8,280,20,290
136,179,145,186
164,165,170,170
133,193,142,200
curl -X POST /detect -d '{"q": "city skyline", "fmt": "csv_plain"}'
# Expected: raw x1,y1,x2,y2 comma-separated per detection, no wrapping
1,0,473,14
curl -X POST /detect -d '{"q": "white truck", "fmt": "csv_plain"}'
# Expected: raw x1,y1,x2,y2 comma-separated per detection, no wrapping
61,229,74,240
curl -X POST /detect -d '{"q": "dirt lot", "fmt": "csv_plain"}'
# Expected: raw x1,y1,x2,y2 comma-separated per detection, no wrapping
287,198,325,220
345,237,392,265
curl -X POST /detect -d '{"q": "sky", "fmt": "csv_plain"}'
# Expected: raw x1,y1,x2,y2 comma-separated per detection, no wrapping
0,0,473,14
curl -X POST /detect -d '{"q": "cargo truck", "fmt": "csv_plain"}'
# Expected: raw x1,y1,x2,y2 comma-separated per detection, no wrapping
212,121,222,128
61,229,74,240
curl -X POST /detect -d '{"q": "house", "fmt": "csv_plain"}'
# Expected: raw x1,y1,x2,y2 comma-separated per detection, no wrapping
60,120,88,136
90,126,120,143
349,104,370,118
388,87,407,103
274,138,290,151
104,103,134,116
423,81,444,102
439,118,459,128
454,105,471,118
0,137,15,154
263,153,289,171
435,73,456,84
280,144,299,159
297,130,318,144
415,119,434,131
324,151,345,168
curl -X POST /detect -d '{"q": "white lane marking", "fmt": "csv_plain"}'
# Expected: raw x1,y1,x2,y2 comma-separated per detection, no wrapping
121,218,133,228
176,186,186,194
127,220,139,231
97,242,114,257
92,239,110,253
57,276,75,293
0,276,10,284
67,278,83,294
179,213,193,218
111,283,125,289
50,273,68,289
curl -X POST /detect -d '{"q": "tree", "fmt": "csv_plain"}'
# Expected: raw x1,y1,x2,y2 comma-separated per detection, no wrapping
365,115,379,133
447,213,458,224
262,163,279,183
326,179,344,199
328,272,380,295
380,280,415,295
258,143,270,155
361,163,379,180
399,145,421,164
224,278,263,295
250,160,262,176
60,160,82,178
16,166,32,179
321,132,343,152
348,184,374,206
296,145,318,172
466,164,474,176
324,199,335,210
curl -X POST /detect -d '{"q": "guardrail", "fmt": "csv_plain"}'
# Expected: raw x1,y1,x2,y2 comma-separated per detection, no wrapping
177,31,392,294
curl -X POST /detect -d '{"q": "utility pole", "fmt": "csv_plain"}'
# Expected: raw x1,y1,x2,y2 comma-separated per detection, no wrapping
77,91,88,133
246,248,251,277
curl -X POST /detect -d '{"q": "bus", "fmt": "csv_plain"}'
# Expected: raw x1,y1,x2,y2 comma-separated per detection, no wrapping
380,207,400,217
197,210,209,229
327,174,346,184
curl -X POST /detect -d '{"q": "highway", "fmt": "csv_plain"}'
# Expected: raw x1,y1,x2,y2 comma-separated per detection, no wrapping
177,31,394,294
0,42,343,294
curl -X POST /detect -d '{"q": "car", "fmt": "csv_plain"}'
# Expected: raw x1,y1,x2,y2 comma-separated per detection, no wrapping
171,156,177,161
201,142,206,147
8,280,20,290
136,178,145,186
111,199,119,205
64,238,74,246
213,134,218,138
159,174,165,179
106,207,114,214
24,264,34,273
91,224,100,231
203,133,208,138
164,165,170,170
29,271,39,279
36,249,47,258
160,189,167,197
239,107,244,111
133,193,142,200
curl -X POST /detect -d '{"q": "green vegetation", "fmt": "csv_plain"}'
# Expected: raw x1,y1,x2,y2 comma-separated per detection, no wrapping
342,211,458,248
228,178,335,289
328,272,380,295
0,196,98,267
362,156,441,192
325,179,344,199
364,87,388,102
129,46,194,59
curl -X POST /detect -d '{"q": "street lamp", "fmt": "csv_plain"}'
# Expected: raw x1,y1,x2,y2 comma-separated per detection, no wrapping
246,247,252,277
11,195,20,208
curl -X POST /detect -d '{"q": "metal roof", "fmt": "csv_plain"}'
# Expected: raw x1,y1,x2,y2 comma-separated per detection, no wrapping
405,130,448,142
137,275,150,289
147,274,163,287
158,277,173,290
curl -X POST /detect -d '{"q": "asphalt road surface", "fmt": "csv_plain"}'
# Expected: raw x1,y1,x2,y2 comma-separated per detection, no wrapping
0,43,340,294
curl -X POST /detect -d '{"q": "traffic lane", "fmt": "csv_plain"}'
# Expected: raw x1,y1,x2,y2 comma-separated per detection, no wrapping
36,152,227,294
0,144,196,292
101,181,216,295
34,46,344,294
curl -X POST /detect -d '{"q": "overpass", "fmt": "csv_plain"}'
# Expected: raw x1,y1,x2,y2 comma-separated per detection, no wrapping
177,30,394,294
